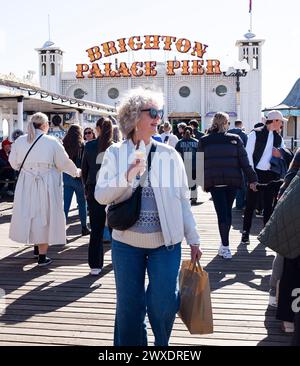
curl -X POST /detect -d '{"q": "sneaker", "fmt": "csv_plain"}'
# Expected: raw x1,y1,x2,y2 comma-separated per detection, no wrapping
255,209,264,218
38,257,53,267
269,294,277,308
241,231,250,244
218,245,232,259
90,268,102,276
82,226,91,236
282,321,295,333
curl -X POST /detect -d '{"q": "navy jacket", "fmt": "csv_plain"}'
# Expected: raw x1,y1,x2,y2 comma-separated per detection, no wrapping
198,132,257,191
175,137,199,171
81,140,102,199
227,128,248,147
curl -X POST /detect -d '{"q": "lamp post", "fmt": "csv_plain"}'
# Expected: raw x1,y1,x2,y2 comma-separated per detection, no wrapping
223,61,249,120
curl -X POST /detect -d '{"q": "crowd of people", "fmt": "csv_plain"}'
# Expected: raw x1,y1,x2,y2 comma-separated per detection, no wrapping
2,86,299,345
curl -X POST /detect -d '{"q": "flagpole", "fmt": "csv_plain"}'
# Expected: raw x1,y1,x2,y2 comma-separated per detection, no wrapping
249,0,252,32
244,0,255,39
48,14,51,41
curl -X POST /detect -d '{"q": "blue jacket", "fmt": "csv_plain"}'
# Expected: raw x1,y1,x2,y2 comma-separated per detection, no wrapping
227,128,248,147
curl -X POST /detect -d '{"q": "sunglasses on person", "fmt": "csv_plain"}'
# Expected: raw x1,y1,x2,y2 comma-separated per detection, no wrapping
141,108,164,119
84,130,92,135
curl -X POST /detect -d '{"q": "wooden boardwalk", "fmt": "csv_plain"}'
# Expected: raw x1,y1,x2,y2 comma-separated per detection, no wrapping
0,190,293,346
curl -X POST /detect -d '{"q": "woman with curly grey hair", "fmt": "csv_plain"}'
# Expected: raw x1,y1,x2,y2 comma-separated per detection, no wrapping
95,88,202,346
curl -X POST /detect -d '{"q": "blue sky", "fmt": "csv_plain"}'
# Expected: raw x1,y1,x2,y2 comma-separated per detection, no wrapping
0,0,299,108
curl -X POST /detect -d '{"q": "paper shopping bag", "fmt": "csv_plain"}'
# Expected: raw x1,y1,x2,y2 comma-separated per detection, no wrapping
178,260,213,334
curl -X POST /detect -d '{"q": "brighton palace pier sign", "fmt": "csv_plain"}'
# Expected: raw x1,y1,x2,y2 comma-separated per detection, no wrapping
76,35,221,79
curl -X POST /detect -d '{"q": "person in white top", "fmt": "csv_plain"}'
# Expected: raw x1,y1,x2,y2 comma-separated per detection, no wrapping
9,112,81,266
160,121,178,148
95,87,201,346
241,110,287,245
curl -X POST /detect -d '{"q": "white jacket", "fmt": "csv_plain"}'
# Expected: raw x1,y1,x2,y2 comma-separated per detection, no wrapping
9,130,78,245
94,139,200,246
160,132,179,148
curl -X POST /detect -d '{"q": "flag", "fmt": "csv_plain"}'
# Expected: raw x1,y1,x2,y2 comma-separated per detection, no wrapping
249,0,252,13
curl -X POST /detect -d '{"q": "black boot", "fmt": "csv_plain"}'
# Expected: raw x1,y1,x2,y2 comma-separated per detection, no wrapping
241,231,250,244
33,245,39,258
82,226,91,236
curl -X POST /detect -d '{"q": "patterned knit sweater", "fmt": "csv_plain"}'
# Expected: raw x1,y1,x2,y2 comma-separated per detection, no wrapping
112,144,165,248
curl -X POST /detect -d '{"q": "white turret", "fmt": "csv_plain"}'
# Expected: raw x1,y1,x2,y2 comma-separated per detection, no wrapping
236,36,265,131
35,40,63,93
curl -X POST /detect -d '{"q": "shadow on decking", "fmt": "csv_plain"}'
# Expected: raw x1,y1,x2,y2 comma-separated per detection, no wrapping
0,238,113,324
205,241,275,293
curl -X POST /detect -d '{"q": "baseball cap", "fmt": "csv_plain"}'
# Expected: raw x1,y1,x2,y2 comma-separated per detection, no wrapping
1,138,12,148
266,110,288,122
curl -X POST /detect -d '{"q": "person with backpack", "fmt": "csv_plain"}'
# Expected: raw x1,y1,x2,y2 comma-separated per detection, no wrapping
241,110,287,245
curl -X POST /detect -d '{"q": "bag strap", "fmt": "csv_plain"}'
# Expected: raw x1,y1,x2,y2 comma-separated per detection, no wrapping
189,259,204,273
18,133,44,173
139,142,157,186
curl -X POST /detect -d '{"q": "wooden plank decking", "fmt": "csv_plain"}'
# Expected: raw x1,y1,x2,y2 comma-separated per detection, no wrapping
0,190,293,346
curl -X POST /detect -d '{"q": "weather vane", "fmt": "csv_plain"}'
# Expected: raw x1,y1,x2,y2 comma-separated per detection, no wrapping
244,0,256,40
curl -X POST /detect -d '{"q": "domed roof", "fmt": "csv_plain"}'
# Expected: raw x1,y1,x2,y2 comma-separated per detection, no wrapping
42,40,55,48
281,78,300,108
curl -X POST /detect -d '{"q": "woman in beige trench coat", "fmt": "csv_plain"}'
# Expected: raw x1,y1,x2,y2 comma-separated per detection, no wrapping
9,112,80,266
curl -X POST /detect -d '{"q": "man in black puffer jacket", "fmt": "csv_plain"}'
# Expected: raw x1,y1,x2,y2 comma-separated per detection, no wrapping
198,112,257,259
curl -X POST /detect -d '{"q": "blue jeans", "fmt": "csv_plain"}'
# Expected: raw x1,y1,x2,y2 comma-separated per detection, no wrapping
63,173,87,228
210,186,237,246
112,240,181,346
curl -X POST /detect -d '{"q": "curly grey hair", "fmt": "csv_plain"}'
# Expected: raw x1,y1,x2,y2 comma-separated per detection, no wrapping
117,87,164,139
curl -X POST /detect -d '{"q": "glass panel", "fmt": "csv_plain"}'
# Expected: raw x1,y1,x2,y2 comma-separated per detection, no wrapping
108,88,119,99
215,85,227,97
179,86,190,98
42,63,46,76
51,63,55,76
74,88,86,99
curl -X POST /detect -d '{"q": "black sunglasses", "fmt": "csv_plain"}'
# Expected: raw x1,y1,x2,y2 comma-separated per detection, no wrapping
84,131,92,135
141,108,164,119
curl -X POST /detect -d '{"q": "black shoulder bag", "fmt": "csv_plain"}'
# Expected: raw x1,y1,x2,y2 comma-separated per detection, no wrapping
16,133,44,181
107,143,157,231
